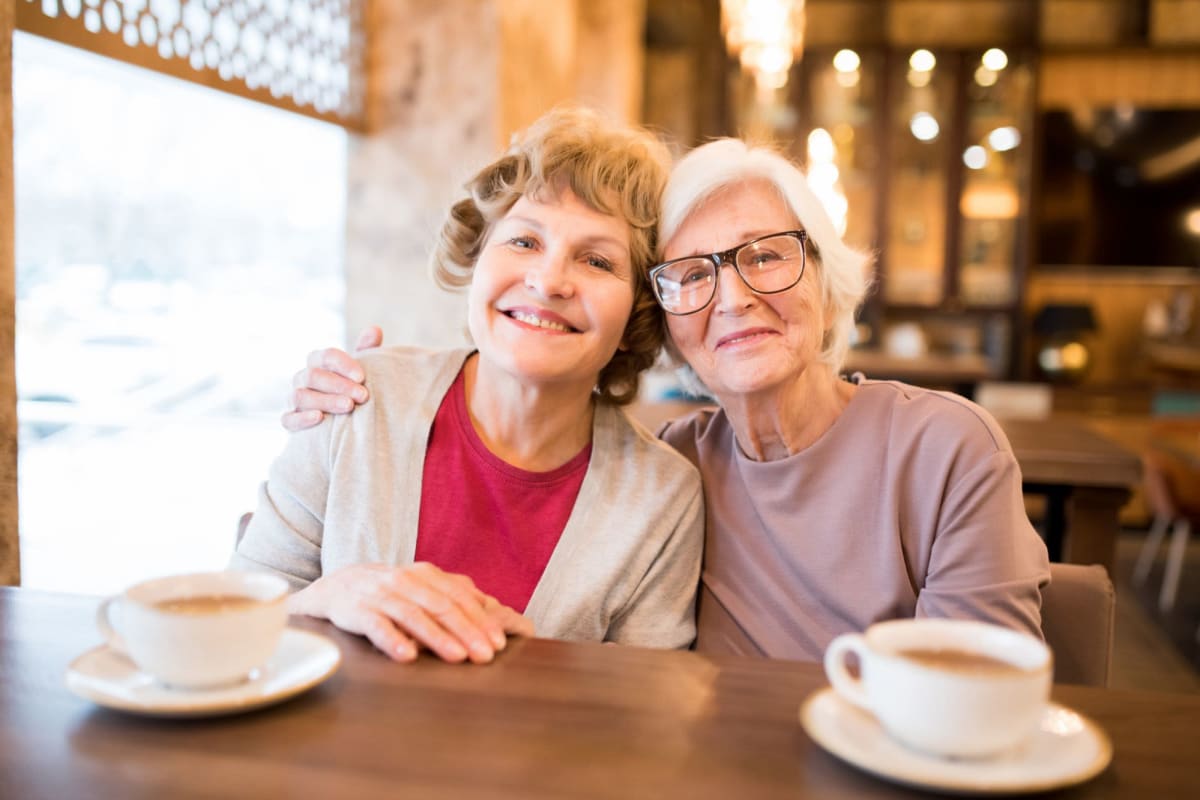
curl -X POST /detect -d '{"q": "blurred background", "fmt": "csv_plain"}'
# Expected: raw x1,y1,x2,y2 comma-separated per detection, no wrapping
1,0,1198,682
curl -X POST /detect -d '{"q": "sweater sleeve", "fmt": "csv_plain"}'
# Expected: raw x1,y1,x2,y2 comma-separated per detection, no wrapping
604,478,705,649
228,418,336,592
915,448,1050,638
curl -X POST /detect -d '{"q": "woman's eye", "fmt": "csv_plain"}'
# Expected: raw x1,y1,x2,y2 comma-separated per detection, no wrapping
586,255,615,272
509,236,536,250
748,249,782,265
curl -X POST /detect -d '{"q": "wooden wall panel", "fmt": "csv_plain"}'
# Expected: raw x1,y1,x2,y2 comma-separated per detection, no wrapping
1,0,18,585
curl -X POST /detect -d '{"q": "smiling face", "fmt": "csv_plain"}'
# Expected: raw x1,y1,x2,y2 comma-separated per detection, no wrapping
661,179,829,401
466,187,636,394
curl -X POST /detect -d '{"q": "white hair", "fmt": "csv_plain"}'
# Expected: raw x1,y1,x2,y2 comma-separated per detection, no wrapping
659,138,873,380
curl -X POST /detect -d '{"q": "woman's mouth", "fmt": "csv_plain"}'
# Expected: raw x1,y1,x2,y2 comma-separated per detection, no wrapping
504,309,577,333
716,328,777,349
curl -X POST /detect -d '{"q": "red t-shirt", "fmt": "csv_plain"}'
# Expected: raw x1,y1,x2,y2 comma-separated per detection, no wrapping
414,369,591,612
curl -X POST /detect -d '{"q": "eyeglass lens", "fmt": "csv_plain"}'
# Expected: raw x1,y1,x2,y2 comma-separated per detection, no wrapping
654,233,805,314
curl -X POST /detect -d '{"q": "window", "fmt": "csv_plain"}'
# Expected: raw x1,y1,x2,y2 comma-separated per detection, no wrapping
15,33,346,593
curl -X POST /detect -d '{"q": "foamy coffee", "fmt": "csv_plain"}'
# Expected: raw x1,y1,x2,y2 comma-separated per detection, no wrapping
899,647,1035,677
153,594,263,615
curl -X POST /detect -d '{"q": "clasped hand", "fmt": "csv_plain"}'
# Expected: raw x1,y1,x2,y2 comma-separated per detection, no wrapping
289,561,535,664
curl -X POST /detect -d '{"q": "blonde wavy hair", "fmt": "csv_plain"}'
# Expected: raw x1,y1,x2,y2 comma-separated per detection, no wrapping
431,107,671,405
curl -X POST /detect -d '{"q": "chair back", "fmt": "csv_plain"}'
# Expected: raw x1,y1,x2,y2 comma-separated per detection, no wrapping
1040,562,1115,687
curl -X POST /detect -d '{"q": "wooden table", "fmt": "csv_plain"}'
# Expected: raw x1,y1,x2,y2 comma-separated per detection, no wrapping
3,588,1198,799
998,417,1142,572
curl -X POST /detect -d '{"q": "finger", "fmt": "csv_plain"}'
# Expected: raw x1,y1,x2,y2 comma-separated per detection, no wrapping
354,325,384,352
281,408,324,432
412,567,507,654
380,596,471,663
292,364,369,403
400,569,498,663
288,383,362,412
305,347,366,384
487,602,536,639
362,613,419,662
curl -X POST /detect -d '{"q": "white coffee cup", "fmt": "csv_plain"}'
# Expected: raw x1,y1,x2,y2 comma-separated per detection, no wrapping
97,571,289,690
824,618,1052,759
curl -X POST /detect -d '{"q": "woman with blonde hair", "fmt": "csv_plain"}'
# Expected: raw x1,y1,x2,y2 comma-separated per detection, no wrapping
235,108,703,664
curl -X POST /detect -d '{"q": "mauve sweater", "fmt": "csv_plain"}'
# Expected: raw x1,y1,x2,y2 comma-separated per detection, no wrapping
659,378,1051,662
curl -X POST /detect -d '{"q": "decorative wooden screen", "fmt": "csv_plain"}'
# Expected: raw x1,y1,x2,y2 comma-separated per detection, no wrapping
15,0,366,129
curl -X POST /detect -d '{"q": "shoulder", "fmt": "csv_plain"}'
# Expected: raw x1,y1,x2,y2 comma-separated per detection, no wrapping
599,404,704,495
655,404,726,463
358,346,472,387
852,379,1011,457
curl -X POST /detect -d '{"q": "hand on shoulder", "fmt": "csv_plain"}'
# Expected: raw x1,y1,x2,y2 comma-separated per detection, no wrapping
281,326,382,432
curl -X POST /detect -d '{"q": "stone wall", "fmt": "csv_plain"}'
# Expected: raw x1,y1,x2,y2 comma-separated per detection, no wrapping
344,0,501,351
344,0,647,351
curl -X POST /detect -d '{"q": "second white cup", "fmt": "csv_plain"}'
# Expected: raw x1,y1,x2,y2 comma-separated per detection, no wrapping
823,618,1052,760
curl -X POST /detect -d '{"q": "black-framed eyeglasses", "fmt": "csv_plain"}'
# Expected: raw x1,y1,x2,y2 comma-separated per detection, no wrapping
648,230,808,316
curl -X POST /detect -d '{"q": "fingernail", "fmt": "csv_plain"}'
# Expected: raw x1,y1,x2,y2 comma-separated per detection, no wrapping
395,641,415,660
354,389,368,403
350,370,364,383
337,397,353,412
446,641,468,661
491,631,506,650
470,642,495,663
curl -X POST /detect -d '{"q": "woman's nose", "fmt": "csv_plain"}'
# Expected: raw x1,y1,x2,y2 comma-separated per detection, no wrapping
713,262,755,313
524,250,575,298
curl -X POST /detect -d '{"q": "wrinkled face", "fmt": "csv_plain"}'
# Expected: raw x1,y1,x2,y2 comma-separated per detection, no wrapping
660,179,828,400
467,188,635,393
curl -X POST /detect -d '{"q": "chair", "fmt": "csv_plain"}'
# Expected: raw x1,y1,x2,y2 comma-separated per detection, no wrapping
1134,419,1200,613
1041,563,1115,687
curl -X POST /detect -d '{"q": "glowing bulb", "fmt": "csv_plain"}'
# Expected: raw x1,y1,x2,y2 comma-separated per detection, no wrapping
906,69,932,88
974,66,998,87
1184,208,1200,237
963,145,988,170
910,112,939,142
835,70,860,88
988,126,1021,152
807,128,836,163
833,49,860,73
909,49,936,72
981,48,1008,71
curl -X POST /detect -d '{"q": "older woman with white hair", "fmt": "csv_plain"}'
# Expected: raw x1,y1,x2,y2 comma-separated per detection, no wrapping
647,139,1048,659
284,137,1050,663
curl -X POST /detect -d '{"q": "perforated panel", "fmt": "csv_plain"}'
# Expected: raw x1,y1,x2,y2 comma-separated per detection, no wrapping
17,0,365,128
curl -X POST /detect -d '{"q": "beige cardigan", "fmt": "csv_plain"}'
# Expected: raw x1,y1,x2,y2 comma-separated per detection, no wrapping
233,346,704,649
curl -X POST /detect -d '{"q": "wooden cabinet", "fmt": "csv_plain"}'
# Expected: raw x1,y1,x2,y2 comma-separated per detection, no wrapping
772,44,1038,381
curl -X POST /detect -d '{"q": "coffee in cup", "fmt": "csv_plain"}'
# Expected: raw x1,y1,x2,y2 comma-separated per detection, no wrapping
97,571,289,689
823,618,1052,759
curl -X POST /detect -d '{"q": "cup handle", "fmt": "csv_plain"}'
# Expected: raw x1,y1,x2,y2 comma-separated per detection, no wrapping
96,596,128,655
824,633,871,711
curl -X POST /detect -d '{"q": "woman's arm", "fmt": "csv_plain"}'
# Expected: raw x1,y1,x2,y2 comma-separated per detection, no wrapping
242,377,534,663
916,449,1051,638
605,480,705,650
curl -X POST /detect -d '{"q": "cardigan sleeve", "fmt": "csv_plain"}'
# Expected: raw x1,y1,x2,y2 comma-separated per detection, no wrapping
228,418,336,592
604,479,705,649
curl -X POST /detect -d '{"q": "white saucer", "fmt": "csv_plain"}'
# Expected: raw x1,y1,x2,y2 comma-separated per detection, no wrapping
65,627,341,718
799,687,1112,795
